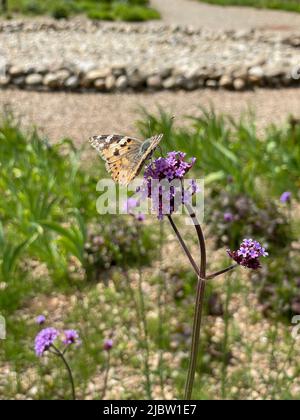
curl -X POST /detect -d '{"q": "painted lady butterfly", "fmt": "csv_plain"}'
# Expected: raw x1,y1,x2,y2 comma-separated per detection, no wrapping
89,134,163,185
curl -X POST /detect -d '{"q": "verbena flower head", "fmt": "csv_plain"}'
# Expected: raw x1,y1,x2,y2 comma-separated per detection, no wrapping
36,315,46,325
227,238,268,269
144,151,195,181
103,338,113,351
139,151,197,220
63,330,81,347
280,191,292,203
124,198,145,222
224,212,234,223
35,328,59,357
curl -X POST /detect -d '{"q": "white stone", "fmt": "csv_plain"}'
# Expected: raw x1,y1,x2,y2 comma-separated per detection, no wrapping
43,73,59,88
86,68,111,82
147,75,162,89
9,66,24,77
65,75,79,89
219,75,233,89
233,78,246,91
248,66,264,81
94,78,106,91
0,75,10,86
25,74,43,86
162,77,176,89
115,75,128,91
105,75,116,91
206,79,218,88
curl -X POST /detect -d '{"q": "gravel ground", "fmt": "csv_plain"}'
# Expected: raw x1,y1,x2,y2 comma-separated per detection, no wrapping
1,88,300,146
151,0,300,31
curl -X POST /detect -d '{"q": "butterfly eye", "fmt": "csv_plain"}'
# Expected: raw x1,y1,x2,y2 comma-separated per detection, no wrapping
140,140,151,153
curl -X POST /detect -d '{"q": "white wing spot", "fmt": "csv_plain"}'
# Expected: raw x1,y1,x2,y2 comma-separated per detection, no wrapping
119,137,128,145
106,135,114,143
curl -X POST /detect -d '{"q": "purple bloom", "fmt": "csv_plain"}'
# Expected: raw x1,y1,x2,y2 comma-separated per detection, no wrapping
227,238,268,270
280,192,292,203
125,198,138,212
139,151,197,220
63,330,81,347
103,338,113,351
143,152,195,182
136,213,145,222
224,212,234,223
34,328,59,357
36,315,46,325
124,198,145,222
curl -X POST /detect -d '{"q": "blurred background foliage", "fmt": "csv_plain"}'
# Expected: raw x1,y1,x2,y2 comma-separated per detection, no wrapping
0,0,160,21
197,0,300,14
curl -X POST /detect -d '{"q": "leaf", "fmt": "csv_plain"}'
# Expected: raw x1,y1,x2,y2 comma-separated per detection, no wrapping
205,171,225,185
212,142,238,165
0,221,4,249
2,233,38,277
40,220,85,263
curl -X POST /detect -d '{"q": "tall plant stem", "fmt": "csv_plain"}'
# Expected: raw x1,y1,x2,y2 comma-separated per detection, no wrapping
100,352,111,400
157,220,166,398
167,215,200,278
137,225,152,400
138,264,152,400
221,278,232,399
167,206,207,400
52,345,76,400
184,205,207,400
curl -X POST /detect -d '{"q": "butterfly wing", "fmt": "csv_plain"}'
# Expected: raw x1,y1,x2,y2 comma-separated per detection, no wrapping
126,134,163,184
89,133,163,185
89,134,142,184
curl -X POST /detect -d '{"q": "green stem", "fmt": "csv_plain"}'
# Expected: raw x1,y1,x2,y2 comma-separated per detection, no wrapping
100,351,111,400
157,220,166,398
137,226,152,400
206,264,238,280
167,215,200,278
168,205,207,400
138,265,152,399
52,345,76,400
184,206,207,400
221,278,232,399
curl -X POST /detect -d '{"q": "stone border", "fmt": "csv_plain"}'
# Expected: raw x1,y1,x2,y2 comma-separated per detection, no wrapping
1,61,299,93
1,19,300,92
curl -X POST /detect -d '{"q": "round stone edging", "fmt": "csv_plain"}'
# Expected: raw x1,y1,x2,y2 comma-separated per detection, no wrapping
1,18,300,93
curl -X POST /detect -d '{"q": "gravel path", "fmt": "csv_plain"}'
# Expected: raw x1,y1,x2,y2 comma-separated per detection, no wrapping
151,0,300,31
1,88,299,147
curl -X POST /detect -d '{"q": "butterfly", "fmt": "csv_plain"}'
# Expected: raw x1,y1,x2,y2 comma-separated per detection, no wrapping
89,134,163,185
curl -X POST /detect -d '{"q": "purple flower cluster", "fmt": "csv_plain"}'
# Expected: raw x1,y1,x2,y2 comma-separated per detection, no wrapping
103,338,113,351
144,152,195,181
139,151,197,220
34,325,81,357
36,315,46,325
227,238,268,269
224,212,234,223
124,198,145,222
35,328,59,357
280,191,292,203
63,330,81,347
